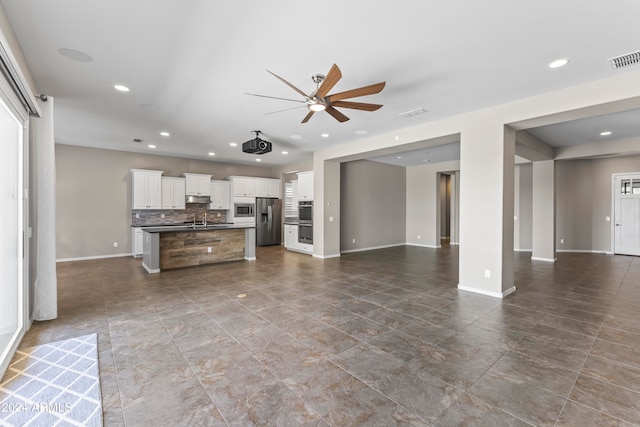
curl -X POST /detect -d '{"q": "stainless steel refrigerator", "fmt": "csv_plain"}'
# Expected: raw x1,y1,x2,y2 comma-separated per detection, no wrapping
256,197,282,246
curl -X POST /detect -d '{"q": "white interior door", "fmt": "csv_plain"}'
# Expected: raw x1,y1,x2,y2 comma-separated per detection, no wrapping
614,174,640,256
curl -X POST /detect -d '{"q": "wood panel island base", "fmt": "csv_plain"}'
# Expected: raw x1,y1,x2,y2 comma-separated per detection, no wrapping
141,225,256,273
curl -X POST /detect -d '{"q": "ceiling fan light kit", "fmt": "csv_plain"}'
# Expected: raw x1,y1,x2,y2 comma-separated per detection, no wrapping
248,63,385,123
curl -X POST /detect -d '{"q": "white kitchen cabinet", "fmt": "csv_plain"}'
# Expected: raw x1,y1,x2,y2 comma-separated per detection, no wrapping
161,177,186,209
284,224,313,255
210,180,230,209
297,171,313,201
131,169,163,209
230,177,256,197
284,224,297,249
255,178,281,198
182,173,212,196
132,227,143,257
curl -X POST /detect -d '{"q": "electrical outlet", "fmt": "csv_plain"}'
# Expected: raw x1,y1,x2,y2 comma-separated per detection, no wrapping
207,247,212,253
418,234,421,239
560,238,565,244
113,242,118,248
135,213,140,219
605,216,610,222
352,238,356,244
217,212,221,217
484,269,491,278
161,213,165,218
329,216,334,222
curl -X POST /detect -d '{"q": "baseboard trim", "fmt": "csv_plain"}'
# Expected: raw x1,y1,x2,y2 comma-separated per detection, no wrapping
405,243,441,249
341,243,405,254
142,262,159,274
244,256,256,261
515,248,532,252
313,253,341,259
556,249,613,255
450,242,459,246
531,256,557,262
57,253,133,262
458,284,517,299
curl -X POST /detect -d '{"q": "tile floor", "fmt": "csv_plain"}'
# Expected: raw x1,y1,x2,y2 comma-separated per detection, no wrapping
11,245,640,426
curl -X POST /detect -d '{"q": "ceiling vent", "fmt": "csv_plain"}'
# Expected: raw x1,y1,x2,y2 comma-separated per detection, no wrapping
608,50,640,70
398,107,427,118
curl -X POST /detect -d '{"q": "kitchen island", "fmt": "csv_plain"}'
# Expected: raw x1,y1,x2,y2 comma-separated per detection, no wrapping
141,224,256,273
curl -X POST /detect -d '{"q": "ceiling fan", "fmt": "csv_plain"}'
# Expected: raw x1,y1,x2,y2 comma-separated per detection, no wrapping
246,63,385,123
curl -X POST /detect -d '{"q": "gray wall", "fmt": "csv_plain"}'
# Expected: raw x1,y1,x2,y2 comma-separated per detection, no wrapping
555,155,640,252
55,144,279,259
340,160,406,251
515,163,533,250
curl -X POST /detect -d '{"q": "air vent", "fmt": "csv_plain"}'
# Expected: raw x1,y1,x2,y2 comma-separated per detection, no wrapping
608,50,640,70
133,138,143,143
398,107,427,118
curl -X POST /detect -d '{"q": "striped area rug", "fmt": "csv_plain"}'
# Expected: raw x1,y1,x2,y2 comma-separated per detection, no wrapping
0,333,102,426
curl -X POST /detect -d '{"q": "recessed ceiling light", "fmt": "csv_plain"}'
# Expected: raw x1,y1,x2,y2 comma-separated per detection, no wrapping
290,135,303,140
208,152,215,156
397,156,402,159
423,159,430,162
148,144,156,149
395,136,400,141
256,158,262,162
549,59,569,69
160,131,170,137
282,151,288,155
354,130,368,135
321,133,330,138
600,131,612,136
58,48,93,62
114,84,130,92
229,142,238,147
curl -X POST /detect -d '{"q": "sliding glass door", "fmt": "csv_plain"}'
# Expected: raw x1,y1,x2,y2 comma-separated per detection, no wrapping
0,89,25,377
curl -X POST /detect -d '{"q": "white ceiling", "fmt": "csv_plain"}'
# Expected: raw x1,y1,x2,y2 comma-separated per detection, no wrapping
2,1,640,168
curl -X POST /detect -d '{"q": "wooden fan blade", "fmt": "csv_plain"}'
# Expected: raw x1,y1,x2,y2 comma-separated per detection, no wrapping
326,81,386,102
325,106,350,122
315,63,342,99
301,110,315,123
267,70,309,98
245,93,306,103
330,100,383,111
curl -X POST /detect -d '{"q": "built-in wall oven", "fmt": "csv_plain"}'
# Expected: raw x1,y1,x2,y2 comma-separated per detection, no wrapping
298,200,313,244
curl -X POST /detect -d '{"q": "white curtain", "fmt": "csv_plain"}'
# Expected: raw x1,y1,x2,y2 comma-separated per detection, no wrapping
31,97,57,321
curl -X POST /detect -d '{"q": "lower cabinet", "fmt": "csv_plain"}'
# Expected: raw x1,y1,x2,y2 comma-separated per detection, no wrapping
284,224,312,255
132,227,143,257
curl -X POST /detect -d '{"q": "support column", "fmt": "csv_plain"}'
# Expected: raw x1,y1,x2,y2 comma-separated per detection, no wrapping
313,157,341,258
458,121,516,298
531,160,556,262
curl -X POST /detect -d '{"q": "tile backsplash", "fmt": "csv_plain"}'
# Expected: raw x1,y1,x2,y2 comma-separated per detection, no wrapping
132,204,227,226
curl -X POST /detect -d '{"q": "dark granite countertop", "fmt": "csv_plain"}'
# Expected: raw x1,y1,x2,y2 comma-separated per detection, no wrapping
142,223,255,233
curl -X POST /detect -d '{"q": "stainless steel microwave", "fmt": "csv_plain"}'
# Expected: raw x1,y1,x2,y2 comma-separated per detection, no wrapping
234,203,255,218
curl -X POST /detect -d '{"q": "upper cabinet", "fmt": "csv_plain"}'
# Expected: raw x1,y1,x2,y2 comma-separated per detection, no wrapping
228,176,281,198
161,177,186,210
297,171,313,200
182,173,212,196
229,177,256,197
255,178,281,198
210,180,230,210
131,169,163,209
